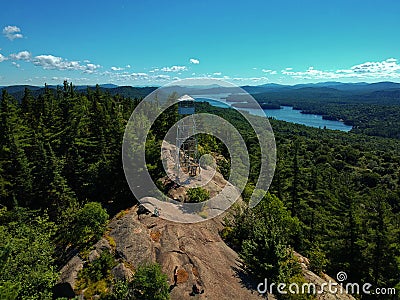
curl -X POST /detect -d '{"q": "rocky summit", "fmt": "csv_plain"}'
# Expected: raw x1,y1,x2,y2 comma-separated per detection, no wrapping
60,204,355,300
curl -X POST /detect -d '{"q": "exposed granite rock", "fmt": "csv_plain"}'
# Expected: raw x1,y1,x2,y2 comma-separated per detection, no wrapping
88,249,100,262
294,252,355,300
59,147,355,300
59,255,84,288
93,237,112,252
59,205,356,300
108,211,155,265
111,262,134,281
118,208,264,300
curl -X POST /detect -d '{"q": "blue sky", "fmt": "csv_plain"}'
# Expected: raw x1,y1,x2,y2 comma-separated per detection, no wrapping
1,0,400,86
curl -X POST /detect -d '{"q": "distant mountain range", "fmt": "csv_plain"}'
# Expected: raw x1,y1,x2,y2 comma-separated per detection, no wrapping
1,81,400,104
0,84,157,102
242,81,400,92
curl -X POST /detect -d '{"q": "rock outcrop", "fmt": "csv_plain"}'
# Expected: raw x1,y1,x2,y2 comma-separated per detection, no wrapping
59,141,355,299
60,206,355,299
111,208,263,299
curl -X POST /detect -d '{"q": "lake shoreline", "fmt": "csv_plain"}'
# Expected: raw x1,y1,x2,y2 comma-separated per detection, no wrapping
194,96,353,132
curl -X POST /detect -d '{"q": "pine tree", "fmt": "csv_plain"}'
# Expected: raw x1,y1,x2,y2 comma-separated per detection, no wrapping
361,191,400,288
21,87,34,117
30,119,76,215
291,139,300,216
0,90,33,207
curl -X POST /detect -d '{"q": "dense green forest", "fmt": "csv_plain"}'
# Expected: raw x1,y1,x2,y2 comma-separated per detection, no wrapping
197,103,400,297
0,82,137,299
1,82,399,299
251,86,400,139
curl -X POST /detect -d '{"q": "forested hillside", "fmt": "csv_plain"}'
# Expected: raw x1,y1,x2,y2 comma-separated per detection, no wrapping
197,103,400,296
251,85,400,139
0,82,136,299
0,82,399,299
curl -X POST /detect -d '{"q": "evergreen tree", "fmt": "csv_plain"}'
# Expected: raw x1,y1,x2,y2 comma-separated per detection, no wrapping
291,139,300,216
361,191,400,289
0,208,58,300
0,90,33,208
129,263,170,300
226,194,300,282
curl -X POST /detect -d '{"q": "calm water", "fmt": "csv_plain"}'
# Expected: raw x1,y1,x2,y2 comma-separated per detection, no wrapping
195,96,353,132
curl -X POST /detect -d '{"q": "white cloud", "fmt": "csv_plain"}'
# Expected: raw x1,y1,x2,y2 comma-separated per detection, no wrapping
6,51,102,75
350,58,400,75
189,58,200,64
106,71,149,81
99,68,176,83
231,76,269,83
111,66,124,71
160,65,187,72
51,76,72,81
10,50,31,61
85,63,100,74
131,72,148,78
11,62,20,68
213,72,222,76
0,53,7,62
126,64,131,68
282,67,342,80
282,59,400,80
155,74,170,80
262,69,277,75
3,25,23,41
249,76,270,82
32,54,101,73
33,55,72,69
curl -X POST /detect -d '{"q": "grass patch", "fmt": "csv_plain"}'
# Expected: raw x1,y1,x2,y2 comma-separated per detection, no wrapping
105,234,116,251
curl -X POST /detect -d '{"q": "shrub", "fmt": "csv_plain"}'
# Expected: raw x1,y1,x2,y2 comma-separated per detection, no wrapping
107,280,129,300
70,202,109,246
130,263,169,300
307,246,328,275
186,187,210,203
225,193,301,283
78,251,117,283
76,250,117,298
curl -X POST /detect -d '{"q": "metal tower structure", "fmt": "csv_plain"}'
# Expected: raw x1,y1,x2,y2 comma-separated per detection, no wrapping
176,95,199,180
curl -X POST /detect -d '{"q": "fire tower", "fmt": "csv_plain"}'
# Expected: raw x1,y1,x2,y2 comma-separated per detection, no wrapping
176,95,199,179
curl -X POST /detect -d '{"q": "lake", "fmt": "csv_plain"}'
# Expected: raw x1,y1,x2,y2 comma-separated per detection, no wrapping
194,96,353,132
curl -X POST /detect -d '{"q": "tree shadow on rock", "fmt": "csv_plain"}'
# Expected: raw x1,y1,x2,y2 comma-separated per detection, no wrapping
231,259,261,293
